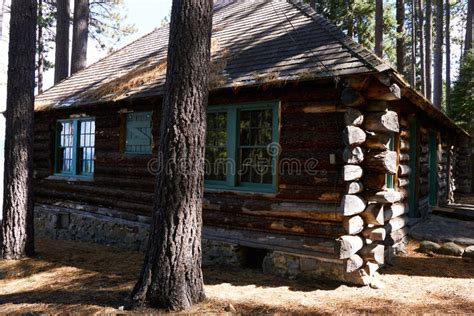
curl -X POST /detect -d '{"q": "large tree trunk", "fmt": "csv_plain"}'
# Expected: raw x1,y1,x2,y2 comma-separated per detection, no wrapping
345,0,353,38
71,0,89,74
375,0,383,57
129,0,213,311
417,0,426,95
37,0,44,93
410,0,417,87
425,0,433,100
433,0,443,108
54,0,70,83
396,0,405,74
1,0,36,260
445,0,451,113
465,0,473,54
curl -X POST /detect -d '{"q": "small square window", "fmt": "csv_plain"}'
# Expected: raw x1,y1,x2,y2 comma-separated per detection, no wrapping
125,112,152,154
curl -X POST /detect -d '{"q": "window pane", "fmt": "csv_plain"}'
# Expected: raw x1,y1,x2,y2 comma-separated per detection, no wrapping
57,121,74,174
79,119,95,175
205,112,227,181
238,109,274,185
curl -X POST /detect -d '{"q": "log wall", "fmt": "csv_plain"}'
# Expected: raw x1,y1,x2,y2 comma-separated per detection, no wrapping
33,83,347,248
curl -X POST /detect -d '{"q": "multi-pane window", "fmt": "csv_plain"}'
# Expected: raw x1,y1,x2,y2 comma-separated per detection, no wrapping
125,112,152,154
56,118,95,177
205,102,279,191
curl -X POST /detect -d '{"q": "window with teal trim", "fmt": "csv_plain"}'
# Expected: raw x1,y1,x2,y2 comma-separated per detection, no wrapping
205,102,279,192
125,112,152,154
56,118,95,177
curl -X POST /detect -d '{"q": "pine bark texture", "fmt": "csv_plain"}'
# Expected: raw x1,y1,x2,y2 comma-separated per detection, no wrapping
37,0,44,93
54,0,70,83
129,0,213,311
418,0,426,95
425,0,433,100
1,0,36,260
445,0,451,113
433,0,443,108
396,0,405,74
411,0,417,86
71,0,89,74
375,0,383,57
465,0,473,53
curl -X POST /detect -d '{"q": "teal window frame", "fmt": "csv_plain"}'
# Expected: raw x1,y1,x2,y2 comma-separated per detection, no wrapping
54,117,95,179
385,133,395,189
125,111,153,155
205,101,280,193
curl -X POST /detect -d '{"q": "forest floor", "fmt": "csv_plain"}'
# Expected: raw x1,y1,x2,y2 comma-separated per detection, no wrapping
0,238,473,315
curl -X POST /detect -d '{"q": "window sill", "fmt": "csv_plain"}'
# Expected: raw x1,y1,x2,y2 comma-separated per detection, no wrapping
46,175,94,182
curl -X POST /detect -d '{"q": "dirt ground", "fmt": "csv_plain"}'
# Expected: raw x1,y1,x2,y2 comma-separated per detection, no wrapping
0,239,473,315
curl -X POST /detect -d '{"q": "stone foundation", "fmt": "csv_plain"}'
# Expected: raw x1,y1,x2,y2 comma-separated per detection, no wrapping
35,203,349,283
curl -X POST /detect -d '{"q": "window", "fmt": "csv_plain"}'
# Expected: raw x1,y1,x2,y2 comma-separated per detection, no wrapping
56,118,95,177
125,112,152,154
205,102,279,192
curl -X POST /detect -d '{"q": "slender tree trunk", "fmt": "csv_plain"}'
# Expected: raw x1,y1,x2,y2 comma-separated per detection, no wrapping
310,0,316,10
445,0,451,113
0,0,5,39
345,0,353,38
396,0,405,74
129,0,213,311
71,0,89,74
433,0,443,108
465,0,473,54
411,0,417,86
375,0,383,57
37,0,43,94
54,0,70,83
1,0,36,260
425,0,433,100
418,0,426,95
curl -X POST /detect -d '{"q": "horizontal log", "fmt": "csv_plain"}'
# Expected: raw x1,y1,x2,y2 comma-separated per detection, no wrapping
341,194,367,216
359,244,385,264
384,203,408,221
400,139,410,152
386,215,409,233
364,133,391,150
399,153,410,162
399,129,410,139
343,165,363,181
364,150,398,174
343,146,364,164
366,82,401,101
336,235,364,259
398,177,409,187
343,215,364,235
360,203,385,225
362,111,399,133
346,254,364,273
341,87,365,107
347,181,364,194
366,100,389,112
343,126,366,146
344,108,364,126
361,227,386,241
362,173,387,191
365,190,402,203
398,164,411,177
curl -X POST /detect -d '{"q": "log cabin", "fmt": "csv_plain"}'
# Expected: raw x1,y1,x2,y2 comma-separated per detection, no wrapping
33,0,471,285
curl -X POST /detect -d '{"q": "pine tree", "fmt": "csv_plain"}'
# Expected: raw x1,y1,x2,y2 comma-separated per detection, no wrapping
375,0,383,57
2,0,36,260
396,0,405,74
411,0,417,87
445,0,451,113
418,0,426,95
433,0,443,108
425,0,433,100
54,0,70,83
129,0,213,310
71,0,89,74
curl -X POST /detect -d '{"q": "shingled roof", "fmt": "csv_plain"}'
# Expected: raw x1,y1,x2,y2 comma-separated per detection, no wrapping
36,0,394,110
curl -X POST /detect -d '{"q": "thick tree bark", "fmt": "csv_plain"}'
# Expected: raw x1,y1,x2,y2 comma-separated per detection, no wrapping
54,0,70,83
425,0,433,100
418,0,426,95
1,0,36,260
433,0,443,108
37,0,44,93
445,0,451,113
345,0,353,38
375,0,383,58
129,0,213,311
465,0,473,54
71,0,89,74
410,0,417,86
396,0,405,74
